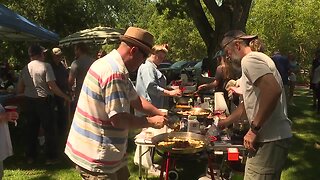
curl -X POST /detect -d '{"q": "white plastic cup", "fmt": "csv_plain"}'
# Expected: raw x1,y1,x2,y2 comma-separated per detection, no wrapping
159,109,168,116
158,109,168,132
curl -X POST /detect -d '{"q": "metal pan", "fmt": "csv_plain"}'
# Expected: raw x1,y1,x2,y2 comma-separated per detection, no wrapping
171,107,212,119
151,132,208,154
174,96,191,105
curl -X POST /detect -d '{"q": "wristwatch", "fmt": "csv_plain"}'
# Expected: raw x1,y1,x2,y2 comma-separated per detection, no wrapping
250,122,261,134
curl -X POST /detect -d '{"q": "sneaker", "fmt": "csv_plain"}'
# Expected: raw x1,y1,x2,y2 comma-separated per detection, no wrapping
147,166,161,176
45,158,60,165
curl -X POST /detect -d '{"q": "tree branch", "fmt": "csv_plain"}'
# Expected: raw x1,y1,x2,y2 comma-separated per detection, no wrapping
185,0,214,52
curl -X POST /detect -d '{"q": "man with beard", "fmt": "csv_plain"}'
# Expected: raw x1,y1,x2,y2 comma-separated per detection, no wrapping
217,30,292,180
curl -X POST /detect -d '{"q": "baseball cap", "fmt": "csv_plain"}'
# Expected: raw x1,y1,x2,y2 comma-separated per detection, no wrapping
52,47,62,56
221,30,258,49
28,44,47,57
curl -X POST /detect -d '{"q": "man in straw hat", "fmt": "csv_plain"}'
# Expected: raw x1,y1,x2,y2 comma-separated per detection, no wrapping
65,27,167,179
217,30,292,180
50,47,69,140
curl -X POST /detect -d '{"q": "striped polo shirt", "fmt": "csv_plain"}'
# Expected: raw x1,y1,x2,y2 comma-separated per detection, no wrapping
65,50,138,173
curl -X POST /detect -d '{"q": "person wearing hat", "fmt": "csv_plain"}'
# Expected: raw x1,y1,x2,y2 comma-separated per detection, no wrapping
17,44,71,165
217,30,292,180
50,47,70,141
65,27,167,179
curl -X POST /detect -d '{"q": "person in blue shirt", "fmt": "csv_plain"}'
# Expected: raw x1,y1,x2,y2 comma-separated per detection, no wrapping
272,51,290,104
135,44,181,112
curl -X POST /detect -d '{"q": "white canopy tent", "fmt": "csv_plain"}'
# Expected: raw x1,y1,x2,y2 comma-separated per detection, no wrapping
59,26,125,47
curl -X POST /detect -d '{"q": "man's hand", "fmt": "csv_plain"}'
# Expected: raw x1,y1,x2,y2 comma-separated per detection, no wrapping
147,115,167,129
1,111,19,123
243,129,257,151
64,95,72,103
217,119,227,130
168,89,182,97
197,84,207,91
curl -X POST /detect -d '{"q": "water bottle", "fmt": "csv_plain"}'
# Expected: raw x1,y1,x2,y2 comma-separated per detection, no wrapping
179,118,188,132
187,115,200,133
194,96,201,107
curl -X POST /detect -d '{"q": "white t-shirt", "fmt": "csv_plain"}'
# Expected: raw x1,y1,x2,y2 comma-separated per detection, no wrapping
20,60,56,98
0,105,13,161
240,52,292,142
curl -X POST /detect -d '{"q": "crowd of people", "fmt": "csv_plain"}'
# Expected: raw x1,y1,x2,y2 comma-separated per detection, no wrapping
0,42,100,178
0,25,319,180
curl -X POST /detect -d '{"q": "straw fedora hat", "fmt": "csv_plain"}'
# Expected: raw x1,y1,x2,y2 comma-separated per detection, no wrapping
120,27,154,55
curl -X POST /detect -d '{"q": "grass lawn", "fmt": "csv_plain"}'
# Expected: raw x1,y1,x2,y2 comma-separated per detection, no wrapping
3,86,320,180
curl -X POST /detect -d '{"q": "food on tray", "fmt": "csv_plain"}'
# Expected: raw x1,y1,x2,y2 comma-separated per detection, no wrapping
157,137,204,149
177,110,210,116
175,104,191,109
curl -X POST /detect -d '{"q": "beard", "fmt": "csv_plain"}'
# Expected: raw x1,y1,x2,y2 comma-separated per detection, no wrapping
229,49,242,65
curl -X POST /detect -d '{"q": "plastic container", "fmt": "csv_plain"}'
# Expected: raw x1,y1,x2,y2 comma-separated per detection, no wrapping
187,115,200,133
227,148,239,161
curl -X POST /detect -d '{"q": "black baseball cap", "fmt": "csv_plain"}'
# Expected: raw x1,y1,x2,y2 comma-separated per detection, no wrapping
28,44,47,57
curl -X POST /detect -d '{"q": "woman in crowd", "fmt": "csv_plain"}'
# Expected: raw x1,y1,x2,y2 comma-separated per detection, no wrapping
198,50,230,92
134,44,181,173
135,44,181,111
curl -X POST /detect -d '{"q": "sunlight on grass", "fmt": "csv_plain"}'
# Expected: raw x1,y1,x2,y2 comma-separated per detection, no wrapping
3,87,319,180
4,168,80,180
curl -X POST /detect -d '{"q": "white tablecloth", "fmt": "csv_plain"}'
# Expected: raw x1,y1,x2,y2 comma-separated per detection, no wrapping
134,126,172,169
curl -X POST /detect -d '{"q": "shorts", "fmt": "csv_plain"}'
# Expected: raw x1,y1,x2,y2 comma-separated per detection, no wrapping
76,165,130,180
244,138,291,180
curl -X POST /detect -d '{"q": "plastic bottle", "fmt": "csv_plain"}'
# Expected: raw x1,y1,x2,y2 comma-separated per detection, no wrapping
194,96,201,107
188,98,193,107
179,118,188,132
187,115,200,133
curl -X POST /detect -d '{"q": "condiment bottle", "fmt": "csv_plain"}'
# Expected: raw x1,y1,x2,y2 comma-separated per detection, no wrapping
195,96,201,107
187,115,200,133
188,98,193,107
179,118,188,132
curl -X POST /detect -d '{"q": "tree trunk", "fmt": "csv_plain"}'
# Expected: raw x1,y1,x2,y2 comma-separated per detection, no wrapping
188,0,253,75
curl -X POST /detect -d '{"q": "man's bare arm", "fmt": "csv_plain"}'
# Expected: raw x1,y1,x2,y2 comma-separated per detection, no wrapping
251,73,282,127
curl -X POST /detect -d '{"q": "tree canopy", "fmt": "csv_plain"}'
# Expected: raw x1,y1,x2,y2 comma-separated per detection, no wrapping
1,0,320,82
